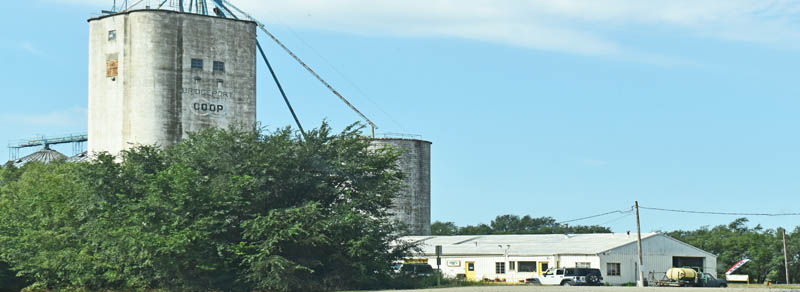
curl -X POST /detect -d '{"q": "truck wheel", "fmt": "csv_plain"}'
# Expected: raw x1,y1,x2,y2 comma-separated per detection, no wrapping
720,284,727,288
587,273,601,283
562,281,572,286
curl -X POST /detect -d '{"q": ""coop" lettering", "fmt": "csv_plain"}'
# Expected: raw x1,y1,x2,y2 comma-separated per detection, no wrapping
193,103,224,112
190,97,226,116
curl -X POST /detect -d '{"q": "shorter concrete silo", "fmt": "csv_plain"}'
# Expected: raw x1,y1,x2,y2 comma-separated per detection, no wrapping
370,138,432,235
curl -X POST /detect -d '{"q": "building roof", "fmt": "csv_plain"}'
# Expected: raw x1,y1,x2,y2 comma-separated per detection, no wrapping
11,148,67,167
66,151,89,163
402,233,659,256
88,9,257,25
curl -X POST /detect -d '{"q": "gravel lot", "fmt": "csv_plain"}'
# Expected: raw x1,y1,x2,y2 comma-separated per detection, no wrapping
375,286,799,292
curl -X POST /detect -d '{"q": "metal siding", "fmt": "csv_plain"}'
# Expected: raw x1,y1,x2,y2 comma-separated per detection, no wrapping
556,255,601,269
603,234,719,284
706,257,718,277
600,252,639,285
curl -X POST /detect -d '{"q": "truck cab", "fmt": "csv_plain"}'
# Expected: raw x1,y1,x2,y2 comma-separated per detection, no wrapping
700,272,727,287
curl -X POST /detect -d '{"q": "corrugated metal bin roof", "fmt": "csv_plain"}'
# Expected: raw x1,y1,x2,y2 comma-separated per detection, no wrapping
12,148,67,167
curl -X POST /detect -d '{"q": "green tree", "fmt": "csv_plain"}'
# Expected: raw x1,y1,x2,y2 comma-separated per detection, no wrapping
787,227,800,284
434,214,611,235
519,215,558,233
430,221,458,235
0,123,415,292
0,164,29,292
490,214,523,234
458,224,494,235
668,218,796,283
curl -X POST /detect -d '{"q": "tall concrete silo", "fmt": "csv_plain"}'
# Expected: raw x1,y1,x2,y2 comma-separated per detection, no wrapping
87,9,257,155
371,138,432,235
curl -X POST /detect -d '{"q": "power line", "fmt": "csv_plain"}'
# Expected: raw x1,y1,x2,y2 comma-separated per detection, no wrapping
638,206,800,216
598,213,633,226
559,207,633,224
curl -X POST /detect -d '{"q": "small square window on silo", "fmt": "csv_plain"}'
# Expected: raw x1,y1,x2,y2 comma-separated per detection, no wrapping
108,30,116,41
213,61,225,73
191,58,203,69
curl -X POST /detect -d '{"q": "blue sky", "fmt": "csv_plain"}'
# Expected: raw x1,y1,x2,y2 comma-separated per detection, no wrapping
2,0,800,233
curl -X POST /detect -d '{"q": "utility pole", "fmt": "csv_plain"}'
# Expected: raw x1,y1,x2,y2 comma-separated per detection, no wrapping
783,228,790,284
436,245,442,287
635,201,645,287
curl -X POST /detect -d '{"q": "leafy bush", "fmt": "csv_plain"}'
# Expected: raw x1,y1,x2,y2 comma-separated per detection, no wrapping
0,123,415,292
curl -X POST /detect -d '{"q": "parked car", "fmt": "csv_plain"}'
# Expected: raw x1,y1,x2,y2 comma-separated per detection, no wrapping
528,267,603,286
399,263,434,277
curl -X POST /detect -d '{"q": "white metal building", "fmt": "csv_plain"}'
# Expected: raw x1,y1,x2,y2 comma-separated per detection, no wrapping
401,233,717,285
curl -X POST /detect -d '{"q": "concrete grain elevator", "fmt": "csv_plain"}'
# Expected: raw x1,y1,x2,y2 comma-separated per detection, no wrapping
371,138,432,235
87,9,257,155
82,1,432,236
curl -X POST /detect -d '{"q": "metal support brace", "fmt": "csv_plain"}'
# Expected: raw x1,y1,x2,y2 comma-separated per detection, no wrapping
221,0,378,137
214,1,306,139
257,41,307,140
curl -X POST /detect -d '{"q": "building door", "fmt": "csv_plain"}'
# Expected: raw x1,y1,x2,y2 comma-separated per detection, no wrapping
673,257,704,272
465,261,476,281
538,261,549,276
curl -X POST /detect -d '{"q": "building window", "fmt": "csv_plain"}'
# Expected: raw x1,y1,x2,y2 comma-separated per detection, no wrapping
495,262,505,274
576,262,591,268
607,263,621,276
518,261,537,272
108,30,116,41
509,261,516,271
191,58,203,69
213,61,225,73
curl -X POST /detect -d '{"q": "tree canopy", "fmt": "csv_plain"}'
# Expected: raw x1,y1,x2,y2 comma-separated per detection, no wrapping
431,214,611,235
0,124,415,292
668,218,799,284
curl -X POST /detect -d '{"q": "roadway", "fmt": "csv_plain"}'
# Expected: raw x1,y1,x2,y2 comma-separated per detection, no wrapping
377,286,797,292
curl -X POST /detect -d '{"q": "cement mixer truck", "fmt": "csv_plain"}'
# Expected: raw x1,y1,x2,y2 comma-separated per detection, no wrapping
654,268,728,287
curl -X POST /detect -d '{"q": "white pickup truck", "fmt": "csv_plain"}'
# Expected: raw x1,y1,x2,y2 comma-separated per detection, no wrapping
533,267,604,286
